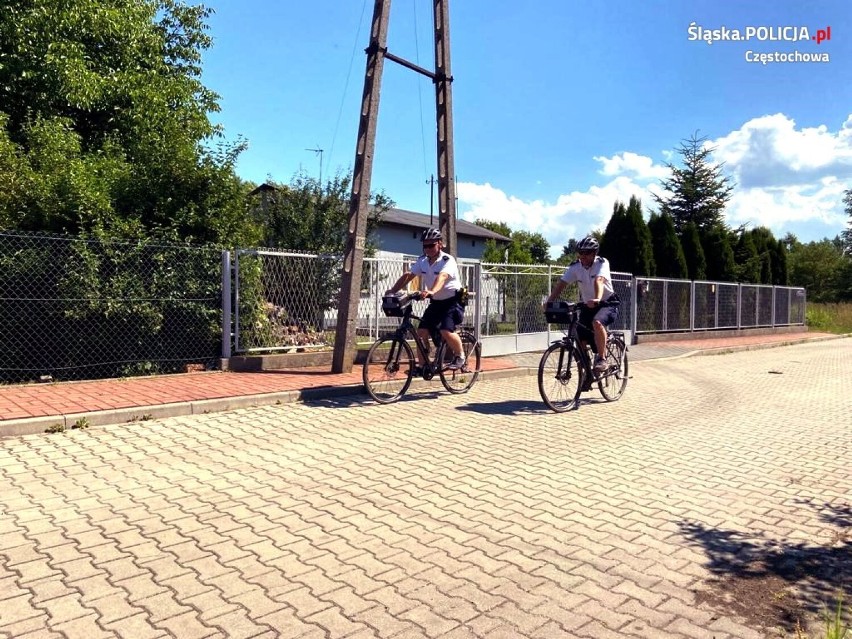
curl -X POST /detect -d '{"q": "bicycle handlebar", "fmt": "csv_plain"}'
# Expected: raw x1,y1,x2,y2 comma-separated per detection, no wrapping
546,298,618,311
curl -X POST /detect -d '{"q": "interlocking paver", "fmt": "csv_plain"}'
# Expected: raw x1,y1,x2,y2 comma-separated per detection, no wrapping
0,338,849,639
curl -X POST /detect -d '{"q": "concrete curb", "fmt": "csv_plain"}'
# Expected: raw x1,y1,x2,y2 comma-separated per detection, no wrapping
1,366,535,438
636,333,849,362
3,336,844,438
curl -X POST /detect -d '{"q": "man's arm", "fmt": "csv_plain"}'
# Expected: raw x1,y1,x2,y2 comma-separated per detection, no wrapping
422,272,449,298
387,272,415,294
545,280,567,304
592,276,605,303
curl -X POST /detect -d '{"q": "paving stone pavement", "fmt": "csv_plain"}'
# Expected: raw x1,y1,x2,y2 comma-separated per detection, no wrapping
0,338,849,639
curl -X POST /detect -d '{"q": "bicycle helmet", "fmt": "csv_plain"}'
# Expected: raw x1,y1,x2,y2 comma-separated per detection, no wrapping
576,236,599,252
421,227,442,243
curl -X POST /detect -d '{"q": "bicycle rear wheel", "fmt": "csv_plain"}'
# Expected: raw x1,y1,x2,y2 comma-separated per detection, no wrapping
538,342,583,412
438,330,482,394
363,336,415,403
598,337,628,401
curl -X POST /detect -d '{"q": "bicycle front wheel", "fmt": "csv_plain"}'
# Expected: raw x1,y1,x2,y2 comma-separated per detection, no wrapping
537,342,583,412
438,330,482,394
598,337,628,401
363,336,415,403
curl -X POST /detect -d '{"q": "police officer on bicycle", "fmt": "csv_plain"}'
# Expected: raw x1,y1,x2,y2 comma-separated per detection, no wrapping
544,236,619,373
386,228,466,371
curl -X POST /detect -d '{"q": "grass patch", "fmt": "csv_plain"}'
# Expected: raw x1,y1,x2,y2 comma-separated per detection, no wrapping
796,590,850,639
806,303,852,334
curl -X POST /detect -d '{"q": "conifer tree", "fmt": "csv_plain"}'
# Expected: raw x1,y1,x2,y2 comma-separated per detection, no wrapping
647,212,688,278
653,132,735,235
680,222,706,280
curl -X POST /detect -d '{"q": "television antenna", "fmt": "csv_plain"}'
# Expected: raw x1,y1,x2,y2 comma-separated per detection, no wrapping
305,147,324,186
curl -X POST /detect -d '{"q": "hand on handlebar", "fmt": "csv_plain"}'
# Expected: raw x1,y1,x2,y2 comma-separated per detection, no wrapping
418,290,433,300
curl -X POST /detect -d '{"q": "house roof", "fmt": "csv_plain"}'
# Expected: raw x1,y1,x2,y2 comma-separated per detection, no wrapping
381,207,511,242
247,183,278,197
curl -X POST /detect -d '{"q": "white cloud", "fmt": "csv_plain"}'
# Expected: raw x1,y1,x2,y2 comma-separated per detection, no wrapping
593,151,669,181
712,113,852,185
457,114,851,257
458,174,662,258
710,113,852,234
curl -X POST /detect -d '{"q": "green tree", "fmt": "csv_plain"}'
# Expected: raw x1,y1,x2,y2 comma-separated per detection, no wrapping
258,172,390,254
782,232,801,253
0,0,255,245
647,211,688,278
770,239,788,286
474,219,550,264
513,230,550,264
788,239,845,302
747,227,778,284
842,189,852,255
599,200,629,269
653,132,735,235
680,222,706,280
700,226,737,282
733,231,761,283
626,195,655,275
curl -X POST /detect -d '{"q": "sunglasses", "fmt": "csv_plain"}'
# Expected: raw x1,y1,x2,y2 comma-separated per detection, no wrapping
423,242,438,249
578,250,595,256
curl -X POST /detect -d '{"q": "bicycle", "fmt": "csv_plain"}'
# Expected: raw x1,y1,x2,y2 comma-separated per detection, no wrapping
362,292,483,404
537,300,629,412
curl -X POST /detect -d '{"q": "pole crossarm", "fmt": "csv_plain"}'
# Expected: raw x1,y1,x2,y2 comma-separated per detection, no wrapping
381,49,439,81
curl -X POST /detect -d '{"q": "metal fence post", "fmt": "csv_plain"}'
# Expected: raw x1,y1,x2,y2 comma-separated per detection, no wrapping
714,283,720,329
474,261,482,342
630,276,638,344
221,250,232,361
736,283,742,330
372,260,380,340
234,251,242,353
689,281,695,332
771,286,777,327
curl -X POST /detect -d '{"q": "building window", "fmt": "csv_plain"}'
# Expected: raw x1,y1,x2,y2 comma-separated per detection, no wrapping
413,231,418,239
471,240,476,247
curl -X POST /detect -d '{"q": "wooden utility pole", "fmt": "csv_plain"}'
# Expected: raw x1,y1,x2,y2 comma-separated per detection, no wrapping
332,0,391,373
433,0,457,256
332,0,457,372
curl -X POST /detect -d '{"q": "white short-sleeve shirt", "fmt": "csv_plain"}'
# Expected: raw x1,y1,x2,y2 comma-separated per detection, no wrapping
410,251,462,301
560,256,615,302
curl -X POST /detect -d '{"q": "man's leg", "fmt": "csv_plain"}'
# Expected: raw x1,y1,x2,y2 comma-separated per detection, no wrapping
442,304,466,369
442,329,463,357
593,320,607,359
416,328,431,367
592,305,616,373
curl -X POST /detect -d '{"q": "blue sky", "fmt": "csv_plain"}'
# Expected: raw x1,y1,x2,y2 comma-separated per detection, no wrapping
202,0,851,255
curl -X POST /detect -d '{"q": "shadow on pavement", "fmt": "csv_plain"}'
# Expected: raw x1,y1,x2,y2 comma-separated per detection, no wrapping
455,400,551,416
305,390,445,409
679,500,851,632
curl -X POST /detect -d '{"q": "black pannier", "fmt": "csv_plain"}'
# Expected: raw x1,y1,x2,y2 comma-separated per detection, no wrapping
381,294,412,317
544,301,578,325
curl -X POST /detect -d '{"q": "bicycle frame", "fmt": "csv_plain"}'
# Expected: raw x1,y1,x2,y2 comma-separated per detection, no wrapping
552,319,595,386
389,305,443,374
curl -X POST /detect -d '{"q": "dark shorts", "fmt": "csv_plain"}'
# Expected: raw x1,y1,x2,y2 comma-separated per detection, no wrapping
420,298,464,333
577,303,619,352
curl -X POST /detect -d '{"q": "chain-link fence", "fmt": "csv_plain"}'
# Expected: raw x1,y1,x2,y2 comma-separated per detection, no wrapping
479,264,634,336
233,251,482,352
635,276,806,333
0,232,223,383
4,233,809,383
